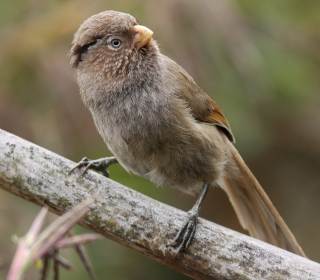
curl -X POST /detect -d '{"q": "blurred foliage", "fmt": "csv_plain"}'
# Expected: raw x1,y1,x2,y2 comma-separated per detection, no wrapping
0,0,319,279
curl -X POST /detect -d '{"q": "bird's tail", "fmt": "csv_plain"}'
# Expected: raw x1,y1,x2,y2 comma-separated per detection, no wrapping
221,141,305,256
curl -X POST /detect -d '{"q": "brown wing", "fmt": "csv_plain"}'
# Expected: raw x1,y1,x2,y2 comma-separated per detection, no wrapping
196,97,235,143
164,55,235,143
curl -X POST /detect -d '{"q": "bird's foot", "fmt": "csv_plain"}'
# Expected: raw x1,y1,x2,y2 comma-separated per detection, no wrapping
168,209,198,254
69,156,117,177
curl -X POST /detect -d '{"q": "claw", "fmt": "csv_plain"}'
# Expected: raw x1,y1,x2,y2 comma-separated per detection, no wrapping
69,157,117,178
168,210,198,254
167,183,209,255
69,157,89,175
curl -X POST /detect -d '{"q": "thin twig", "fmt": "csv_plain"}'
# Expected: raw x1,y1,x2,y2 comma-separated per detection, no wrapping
7,199,95,280
54,255,72,271
7,208,48,280
40,255,50,280
53,251,59,280
56,234,102,249
30,198,93,260
74,244,96,280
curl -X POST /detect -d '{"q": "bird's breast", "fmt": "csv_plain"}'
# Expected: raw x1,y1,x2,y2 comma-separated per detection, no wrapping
90,89,172,175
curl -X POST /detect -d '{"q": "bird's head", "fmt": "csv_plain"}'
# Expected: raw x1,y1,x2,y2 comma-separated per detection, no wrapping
70,10,159,86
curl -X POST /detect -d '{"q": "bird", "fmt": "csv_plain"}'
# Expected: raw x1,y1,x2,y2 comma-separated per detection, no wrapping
69,10,305,256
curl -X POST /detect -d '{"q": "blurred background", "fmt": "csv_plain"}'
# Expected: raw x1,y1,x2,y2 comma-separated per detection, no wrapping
0,0,319,279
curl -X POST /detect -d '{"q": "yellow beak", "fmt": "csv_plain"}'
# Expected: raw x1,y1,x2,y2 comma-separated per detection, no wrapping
132,25,154,49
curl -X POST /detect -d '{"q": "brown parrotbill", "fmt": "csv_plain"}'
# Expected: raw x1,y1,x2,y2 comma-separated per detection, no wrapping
70,10,305,256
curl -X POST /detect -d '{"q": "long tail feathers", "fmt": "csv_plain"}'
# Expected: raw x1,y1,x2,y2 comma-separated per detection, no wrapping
221,142,305,256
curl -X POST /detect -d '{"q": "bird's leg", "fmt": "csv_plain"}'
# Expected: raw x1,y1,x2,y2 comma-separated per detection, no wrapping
169,183,209,254
69,156,118,177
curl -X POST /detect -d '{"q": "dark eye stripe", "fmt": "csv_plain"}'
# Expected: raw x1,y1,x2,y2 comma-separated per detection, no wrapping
71,36,103,67
77,36,103,55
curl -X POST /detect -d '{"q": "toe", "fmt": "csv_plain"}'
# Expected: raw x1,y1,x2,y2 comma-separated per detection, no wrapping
168,214,198,253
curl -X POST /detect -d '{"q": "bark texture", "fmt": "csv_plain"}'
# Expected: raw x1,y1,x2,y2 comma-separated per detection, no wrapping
0,128,319,280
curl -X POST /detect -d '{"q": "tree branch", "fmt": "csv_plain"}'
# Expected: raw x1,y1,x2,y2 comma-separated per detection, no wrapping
0,128,319,280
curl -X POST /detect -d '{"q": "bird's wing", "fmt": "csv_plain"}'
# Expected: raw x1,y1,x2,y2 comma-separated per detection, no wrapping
163,55,235,143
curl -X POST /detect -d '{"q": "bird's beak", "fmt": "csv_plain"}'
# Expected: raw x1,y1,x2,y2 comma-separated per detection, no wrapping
131,25,153,49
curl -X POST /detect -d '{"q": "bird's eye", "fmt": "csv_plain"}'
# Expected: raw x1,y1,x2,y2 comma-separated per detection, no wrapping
110,38,122,49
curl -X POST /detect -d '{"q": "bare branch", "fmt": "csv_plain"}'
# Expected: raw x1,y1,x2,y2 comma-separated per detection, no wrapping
6,200,95,280
74,242,96,280
40,255,50,280
30,198,93,260
55,234,102,249
7,208,48,280
0,128,319,280
54,255,72,271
